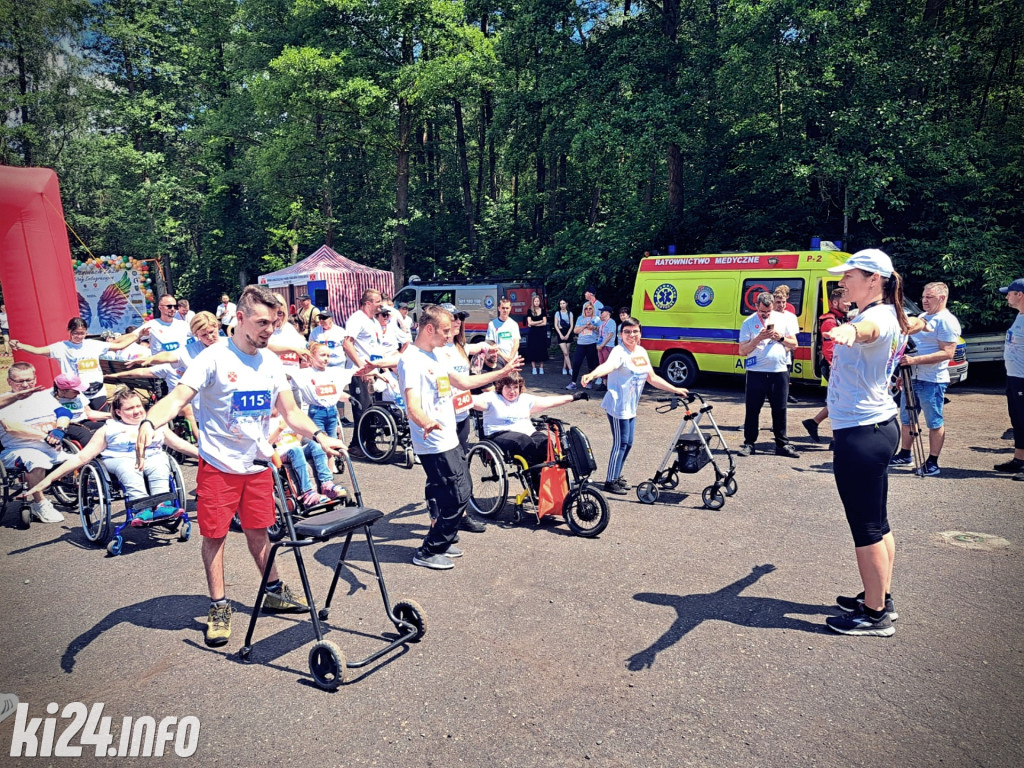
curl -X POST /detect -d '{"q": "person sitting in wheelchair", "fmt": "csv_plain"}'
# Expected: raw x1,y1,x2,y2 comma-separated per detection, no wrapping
52,373,110,447
371,368,404,406
25,386,198,521
1,362,71,523
471,371,589,475
269,412,346,506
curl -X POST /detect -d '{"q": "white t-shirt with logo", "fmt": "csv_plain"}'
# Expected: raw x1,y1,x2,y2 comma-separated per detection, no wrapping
56,393,91,423
486,317,520,360
272,322,307,368
477,392,537,437
911,309,961,384
309,324,348,368
102,419,165,462
379,318,402,355
180,339,289,474
1006,313,1024,379
288,367,353,409
344,310,384,369
435,343,473,421
216,302,237,327
827,304,903,429
49,339,110,392
601,345,653,420
739,311,791,373
397,345,458,455
0,391,63,455
141,317,190,357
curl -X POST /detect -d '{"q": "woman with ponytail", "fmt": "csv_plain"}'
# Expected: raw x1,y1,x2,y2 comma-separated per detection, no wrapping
821,249,916,637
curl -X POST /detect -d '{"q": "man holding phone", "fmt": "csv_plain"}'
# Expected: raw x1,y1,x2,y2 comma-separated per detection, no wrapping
736,292,799,458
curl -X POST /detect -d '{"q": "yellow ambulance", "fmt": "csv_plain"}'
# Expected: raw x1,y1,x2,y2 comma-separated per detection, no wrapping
631,250,968,387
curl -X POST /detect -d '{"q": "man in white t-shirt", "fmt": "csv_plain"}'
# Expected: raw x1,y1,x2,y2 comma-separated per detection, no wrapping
736,292,799,458
399,304,522,570
0,362,67,523
890,282,962,476
773,286,801,403
343,289,400,455
176,299,196,327
485,298,521,364
994,278,1024,478
138,285,346,649
215,294,237,333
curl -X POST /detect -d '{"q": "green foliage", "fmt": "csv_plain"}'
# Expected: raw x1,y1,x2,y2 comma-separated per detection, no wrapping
0,0,1021,329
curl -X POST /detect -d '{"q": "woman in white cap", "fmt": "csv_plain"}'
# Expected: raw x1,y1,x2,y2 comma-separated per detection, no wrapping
823,248,914,637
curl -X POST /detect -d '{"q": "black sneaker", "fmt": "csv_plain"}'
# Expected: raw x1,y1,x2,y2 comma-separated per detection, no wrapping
801,418,820,443
1013,472,1024,482
737,444,755,457
614,477,630,491
459,514,487,533
776,445,799,458
347,444,366,460
412,549,454,570
889,453,913,466
603,481,628,496
836,591,898,621
994,458,1024,473
826,605,895,637
917,461,940,477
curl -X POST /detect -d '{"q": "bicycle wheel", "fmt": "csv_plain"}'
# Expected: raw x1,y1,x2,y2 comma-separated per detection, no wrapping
563,485,610,538
357,407,398,463
466,442,508,517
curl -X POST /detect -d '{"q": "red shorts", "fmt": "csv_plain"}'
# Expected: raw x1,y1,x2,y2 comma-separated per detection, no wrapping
196,458,275,538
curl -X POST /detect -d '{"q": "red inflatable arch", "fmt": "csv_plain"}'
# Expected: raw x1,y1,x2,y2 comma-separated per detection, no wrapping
0,166,79,387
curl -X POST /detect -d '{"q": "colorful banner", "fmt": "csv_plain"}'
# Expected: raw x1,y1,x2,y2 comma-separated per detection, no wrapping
72,254,154,334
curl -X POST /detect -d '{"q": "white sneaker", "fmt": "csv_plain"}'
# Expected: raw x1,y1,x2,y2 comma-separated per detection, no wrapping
562,367,568,375
31,500,64,524
531,367,537,375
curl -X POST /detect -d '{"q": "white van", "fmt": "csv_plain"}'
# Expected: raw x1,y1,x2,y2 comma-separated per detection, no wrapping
394,279,547,342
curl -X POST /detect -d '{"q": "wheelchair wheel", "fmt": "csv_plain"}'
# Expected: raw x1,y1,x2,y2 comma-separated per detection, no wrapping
0,462,10,511
636,481,659,505
308,640,345,691
702,485,726,510
357,406,398,463
78,463,111,545
168,455,187,511
466,442,507,517
404,447,415,469
50,438,81,507
267,482,288,542
393,599,427,642
563,486,610,538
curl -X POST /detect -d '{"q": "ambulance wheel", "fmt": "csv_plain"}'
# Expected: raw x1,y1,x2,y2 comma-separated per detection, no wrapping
661,351,698,389
636,481,659,505
702,485,725,510
308,640,345,691
563,487,610,538
393,599,427,642
724,477,738,497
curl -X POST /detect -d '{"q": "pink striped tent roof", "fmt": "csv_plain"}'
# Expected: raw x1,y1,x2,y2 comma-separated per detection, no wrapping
258,245,394,323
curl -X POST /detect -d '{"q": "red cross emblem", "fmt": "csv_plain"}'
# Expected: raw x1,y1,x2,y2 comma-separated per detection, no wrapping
228,372,237,383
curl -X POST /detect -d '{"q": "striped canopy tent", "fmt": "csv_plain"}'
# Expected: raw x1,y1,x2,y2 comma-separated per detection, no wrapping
258,245,394,323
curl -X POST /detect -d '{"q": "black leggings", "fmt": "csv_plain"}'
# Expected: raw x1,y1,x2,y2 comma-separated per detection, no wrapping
571,344,599,384
833,417,900,547
1008,376,1024,450
489,430,548,467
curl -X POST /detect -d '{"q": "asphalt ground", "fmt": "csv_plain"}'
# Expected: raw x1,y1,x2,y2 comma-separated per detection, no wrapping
1,370,1022,767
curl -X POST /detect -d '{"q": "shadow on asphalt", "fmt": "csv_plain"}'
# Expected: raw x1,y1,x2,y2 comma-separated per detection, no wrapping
626,564,834,671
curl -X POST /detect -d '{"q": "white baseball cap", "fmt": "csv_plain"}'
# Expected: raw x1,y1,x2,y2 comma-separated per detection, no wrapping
827,248,894,278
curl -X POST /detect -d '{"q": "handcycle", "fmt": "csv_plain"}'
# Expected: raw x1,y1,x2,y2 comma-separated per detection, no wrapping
239,451,427,690
465,413,610,537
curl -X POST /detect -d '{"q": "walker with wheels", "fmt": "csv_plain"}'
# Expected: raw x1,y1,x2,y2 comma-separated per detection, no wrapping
635,393,737,510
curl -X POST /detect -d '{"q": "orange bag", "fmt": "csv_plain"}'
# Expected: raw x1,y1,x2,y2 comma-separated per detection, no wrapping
537,427,569,519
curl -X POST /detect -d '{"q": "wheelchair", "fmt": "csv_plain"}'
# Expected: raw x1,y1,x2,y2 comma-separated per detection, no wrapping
76,453,191,556
355,400,415,469
239,452,426,690
1,438,82,527
465,413,610,538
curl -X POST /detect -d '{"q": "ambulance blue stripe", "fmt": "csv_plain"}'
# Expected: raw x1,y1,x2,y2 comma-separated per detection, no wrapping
642,325,813,346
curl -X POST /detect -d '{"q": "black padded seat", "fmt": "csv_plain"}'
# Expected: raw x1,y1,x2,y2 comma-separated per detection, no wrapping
292,506,383,540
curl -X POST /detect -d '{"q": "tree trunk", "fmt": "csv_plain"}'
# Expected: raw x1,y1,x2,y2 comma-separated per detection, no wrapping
14,30,32,166
392,96,411,287
533,153,546,239
453,99,477,252
667,142,684,242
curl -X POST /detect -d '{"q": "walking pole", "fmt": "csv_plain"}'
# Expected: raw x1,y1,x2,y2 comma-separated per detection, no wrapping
900,366,928,476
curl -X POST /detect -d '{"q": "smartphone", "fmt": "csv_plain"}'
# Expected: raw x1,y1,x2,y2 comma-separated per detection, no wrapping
766,324,774,332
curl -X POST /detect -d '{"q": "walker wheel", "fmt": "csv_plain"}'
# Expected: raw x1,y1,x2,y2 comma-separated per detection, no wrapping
662,471,680,490
106,537,123,556
318,608,330,621
702,485,725,510
724,477,738,497
239,646,251,661
636,482,659,505
393,599,427,642
308,640,345,691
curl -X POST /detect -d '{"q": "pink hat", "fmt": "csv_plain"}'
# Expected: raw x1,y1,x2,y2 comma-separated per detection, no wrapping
54,373,84,392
